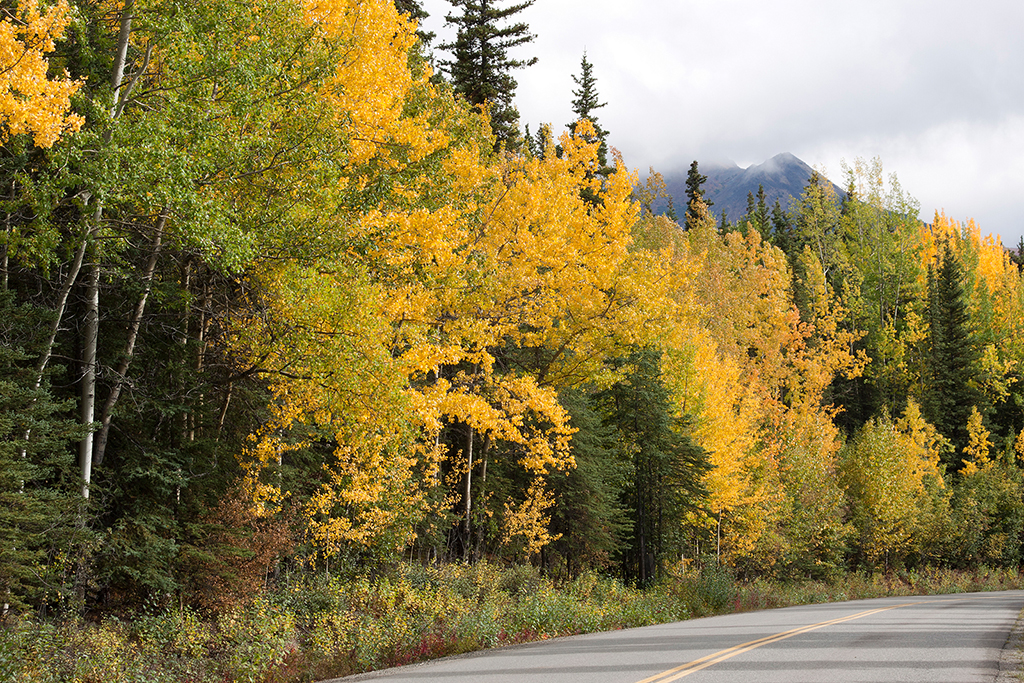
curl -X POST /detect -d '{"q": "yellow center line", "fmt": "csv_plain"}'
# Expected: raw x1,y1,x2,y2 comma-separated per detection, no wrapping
634,602,919,683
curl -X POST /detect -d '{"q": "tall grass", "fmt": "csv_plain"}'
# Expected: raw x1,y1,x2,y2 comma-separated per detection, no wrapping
3,563,1022,682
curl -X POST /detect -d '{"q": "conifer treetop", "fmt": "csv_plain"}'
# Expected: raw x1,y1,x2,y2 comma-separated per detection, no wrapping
439,0,538,149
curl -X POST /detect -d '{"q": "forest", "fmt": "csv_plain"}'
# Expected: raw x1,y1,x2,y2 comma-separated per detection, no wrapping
2,0,1024,673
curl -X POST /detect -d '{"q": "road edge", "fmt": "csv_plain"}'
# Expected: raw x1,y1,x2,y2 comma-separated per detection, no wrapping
997,605,1024,682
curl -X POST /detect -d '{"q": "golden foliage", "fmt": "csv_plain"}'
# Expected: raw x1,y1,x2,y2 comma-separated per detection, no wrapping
961,406,991,475
233,2,659,557
502,478,562,558
0,0,84,147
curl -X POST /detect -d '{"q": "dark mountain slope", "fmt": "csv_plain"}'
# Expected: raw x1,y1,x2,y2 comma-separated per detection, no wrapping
656,153,844,224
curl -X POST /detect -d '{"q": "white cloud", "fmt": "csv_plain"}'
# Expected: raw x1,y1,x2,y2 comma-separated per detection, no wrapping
419,0,1024,245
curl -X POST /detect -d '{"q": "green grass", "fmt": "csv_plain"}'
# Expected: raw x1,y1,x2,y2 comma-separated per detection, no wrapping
3,563,1023,682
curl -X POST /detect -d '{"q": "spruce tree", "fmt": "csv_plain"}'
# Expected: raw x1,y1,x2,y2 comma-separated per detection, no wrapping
0,293,90,611
665,195,679,223
567,50,609,168
924,241,984,466
684,160,711,229
546,389,629,579
754,184,769,234
744,191,755,222
439,0,537,150
598,348,708,586
741,185,769,237
770,199,791,251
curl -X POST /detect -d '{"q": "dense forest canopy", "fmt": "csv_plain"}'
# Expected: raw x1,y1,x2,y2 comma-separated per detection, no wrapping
1,0,1023,617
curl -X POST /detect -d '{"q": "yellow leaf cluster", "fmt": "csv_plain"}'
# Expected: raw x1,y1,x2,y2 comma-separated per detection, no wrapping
654,200,868,567
0,0,84,147
301,0,446,167
502,478,561,559
232,0,667,556
961,406,991,475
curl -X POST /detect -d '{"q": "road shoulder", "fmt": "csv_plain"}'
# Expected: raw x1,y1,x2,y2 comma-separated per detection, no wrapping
998,605,1024,682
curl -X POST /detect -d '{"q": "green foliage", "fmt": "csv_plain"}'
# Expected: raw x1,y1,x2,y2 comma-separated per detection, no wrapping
598,348,709,585
545,389,629,578
740,185,770,239
0,292,90,613
838,159,924,420
791,170,847,294
923,241,985,462
668,560,737,617
943,460,1024,568
839,408,948,569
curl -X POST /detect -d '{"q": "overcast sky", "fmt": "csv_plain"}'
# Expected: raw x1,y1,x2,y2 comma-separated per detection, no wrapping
419,0,1024,248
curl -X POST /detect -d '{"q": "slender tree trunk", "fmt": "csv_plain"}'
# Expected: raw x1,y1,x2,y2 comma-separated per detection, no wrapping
77,0,135,495
191,278,213,443
79,250,100,498
473,434,490,561
2,182,10,292
33,227,92,391
109,0,134,114
716,512,721,560
216,381,233,441
637,460,646,584
462,425,474,562
93,210,166,468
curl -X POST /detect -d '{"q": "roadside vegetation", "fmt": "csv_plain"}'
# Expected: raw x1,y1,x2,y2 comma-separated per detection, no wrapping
3,562,1022,683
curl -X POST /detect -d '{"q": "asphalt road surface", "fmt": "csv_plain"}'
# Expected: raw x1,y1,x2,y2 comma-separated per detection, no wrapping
331,591,1024,683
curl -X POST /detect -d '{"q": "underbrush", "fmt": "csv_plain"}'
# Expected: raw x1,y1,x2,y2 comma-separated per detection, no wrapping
3,563,1022,682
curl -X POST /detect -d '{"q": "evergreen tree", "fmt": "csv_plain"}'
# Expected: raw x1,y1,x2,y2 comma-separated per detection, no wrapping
684,160,711,229
0,293,90,612
567,50,609,168
770,198,791,251
439,0,537,150
744,191,755,224
665,195,679,223
598,348,709,586
546,389,629,579
741,185,769,237
923,241,984,466
754,184,769,235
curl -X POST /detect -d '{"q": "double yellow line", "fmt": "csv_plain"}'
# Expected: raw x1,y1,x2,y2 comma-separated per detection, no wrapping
635,603,917,683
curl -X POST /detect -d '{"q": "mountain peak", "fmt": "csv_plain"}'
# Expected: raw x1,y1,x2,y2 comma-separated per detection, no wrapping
656,153,841,223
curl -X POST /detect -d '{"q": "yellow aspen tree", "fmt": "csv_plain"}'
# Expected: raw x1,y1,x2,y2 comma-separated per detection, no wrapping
232,0,464,553
0,0,83,147
236,10,666,559
667,202,865,572
961,406,991,475
841,411,931,567
502,478,562,559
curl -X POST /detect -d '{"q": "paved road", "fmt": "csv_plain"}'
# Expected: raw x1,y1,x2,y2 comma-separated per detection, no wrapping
331,591,1024,683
